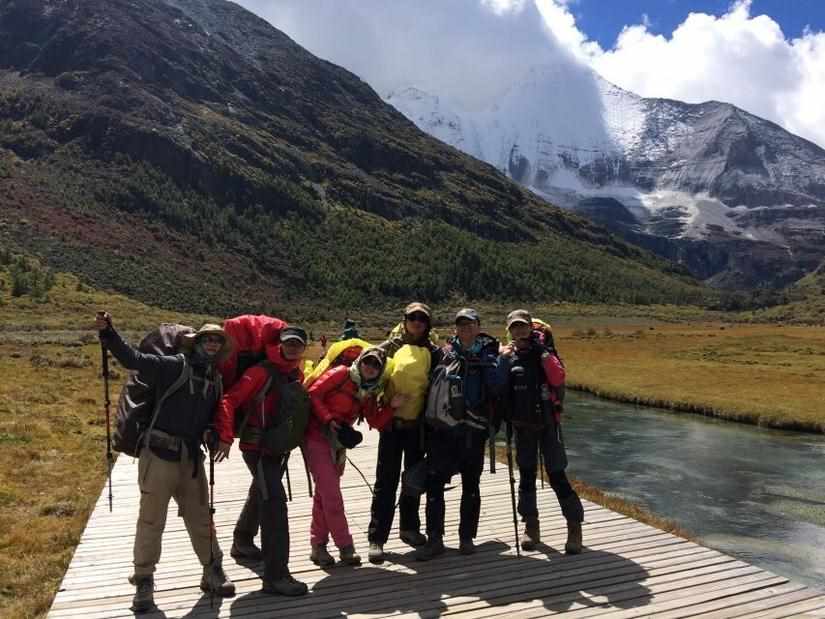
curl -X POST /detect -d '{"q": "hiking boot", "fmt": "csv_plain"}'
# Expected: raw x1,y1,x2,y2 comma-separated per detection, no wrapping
459,539,476,555
339,544,362,566
262,574,309,597
415,536,445,562
400,529,427,547
200,560,236,597
521,517,540,551
309,544,335,568
565,521,583,555
230,538,263,561
128,574,155,613
368,542,384,564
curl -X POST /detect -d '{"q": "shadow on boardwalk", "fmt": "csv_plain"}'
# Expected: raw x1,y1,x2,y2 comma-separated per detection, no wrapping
223,541,651,618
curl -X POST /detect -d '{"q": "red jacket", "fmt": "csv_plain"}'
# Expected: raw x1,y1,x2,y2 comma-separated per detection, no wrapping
218,315,287,388
214,346,303,452
307,365,392,432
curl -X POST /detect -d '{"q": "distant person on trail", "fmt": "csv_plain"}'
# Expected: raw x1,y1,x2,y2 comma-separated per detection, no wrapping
497,309,584,555
339,318,359,340
305,347,399,568
367,302,439,564
213,326,310,597
416,308,502,561
94,312,235,614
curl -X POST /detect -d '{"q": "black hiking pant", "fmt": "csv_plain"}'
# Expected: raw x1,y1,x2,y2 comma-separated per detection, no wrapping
514,419,583,524
368,423,423,545
425,427,487,541
237,451,291,582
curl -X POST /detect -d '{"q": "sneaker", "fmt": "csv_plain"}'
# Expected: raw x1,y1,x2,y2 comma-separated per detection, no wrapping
230,538,263,561
459,539,476,555
368,542,384,564
339,544,362,566
521,517,540,551
415,537,445,562
565,521,583,555
262,574,309,597
399,529,427,547
200,561,236,597
128,574,155,613
309,544,335,568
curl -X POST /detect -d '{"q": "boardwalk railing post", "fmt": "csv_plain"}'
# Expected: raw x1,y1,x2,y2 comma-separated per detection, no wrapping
505,421,520,557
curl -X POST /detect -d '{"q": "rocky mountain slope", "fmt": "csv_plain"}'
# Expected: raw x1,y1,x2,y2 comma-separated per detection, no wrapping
0,0,707,315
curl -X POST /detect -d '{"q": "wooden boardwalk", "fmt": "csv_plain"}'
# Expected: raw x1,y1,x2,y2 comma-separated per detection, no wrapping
48,430,825,618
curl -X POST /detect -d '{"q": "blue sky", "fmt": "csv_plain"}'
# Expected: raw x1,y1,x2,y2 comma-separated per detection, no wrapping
576,0,825,48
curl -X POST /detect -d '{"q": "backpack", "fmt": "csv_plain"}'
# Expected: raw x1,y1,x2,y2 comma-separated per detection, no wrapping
237,363,311,455
304,337,372,387
504,347,549,429
112,324,195,457
424,353,487,431
219,315,286,389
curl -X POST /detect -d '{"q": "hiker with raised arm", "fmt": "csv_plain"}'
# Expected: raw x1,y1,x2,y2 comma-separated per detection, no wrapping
498,309,584,555
367,302,439,563
94,312,235,614
416,308,502,561
305,347,398,567
213,326,311,597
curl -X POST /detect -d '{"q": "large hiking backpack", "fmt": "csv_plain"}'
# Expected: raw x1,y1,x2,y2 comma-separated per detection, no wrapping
424,355,465,429
304,337,372,387
219,314,286,389
113,324,195,457
504,348,549,429
238,363,311,455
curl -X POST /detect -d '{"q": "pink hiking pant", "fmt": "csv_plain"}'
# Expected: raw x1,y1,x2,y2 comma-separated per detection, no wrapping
305,427,353,548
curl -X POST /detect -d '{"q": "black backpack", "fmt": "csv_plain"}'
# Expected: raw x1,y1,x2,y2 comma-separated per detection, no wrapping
112,324,195,457
236,363,311,456
504,348,546,429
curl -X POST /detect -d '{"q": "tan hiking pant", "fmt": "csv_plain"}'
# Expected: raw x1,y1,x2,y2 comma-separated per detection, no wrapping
133,443,222,577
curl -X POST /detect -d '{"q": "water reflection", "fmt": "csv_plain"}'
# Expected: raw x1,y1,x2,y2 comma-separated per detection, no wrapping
562,391,825,590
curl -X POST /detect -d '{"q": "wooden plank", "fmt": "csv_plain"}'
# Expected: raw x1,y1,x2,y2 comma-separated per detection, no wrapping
48,429,824,619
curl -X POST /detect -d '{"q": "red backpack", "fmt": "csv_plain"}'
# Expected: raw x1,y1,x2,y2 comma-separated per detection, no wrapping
218,314,287,388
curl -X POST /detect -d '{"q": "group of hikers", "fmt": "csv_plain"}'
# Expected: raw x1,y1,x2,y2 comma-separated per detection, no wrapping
94,302,584,613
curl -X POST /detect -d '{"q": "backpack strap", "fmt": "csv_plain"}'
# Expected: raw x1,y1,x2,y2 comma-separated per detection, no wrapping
141,354,191,454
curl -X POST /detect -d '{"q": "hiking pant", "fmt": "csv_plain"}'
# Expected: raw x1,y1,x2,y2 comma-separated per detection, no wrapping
133,444,221,577
305,427,353,549
515,420,584,524
236,451,291,582
425,428,486,541
368,423,423,545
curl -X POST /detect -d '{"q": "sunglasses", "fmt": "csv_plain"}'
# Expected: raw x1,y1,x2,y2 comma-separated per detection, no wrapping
361,358,382,370
405,312,429,323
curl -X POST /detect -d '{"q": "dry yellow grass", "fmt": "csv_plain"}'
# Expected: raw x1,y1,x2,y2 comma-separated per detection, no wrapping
557,322,825,432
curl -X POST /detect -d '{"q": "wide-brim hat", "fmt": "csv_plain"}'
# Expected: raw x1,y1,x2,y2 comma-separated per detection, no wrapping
181,324,232,359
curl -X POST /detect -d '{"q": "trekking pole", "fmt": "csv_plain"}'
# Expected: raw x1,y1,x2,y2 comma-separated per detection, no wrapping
285,457,293,502
538,441,545,490
208,443,216,609
300,446,313,498
100,341,114,512
488,425,496,475
346,455,374,496
505,421,521,557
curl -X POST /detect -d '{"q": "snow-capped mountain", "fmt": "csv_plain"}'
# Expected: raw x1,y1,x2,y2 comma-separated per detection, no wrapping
386,65,825,288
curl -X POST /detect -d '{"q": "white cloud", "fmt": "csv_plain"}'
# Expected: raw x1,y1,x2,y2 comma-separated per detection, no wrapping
538,0,825,148
234,0,825,148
